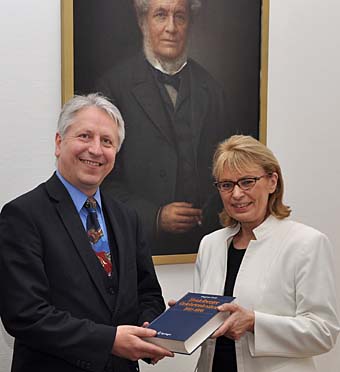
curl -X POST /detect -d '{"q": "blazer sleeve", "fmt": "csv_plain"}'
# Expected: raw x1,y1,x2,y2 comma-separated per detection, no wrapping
248,231,340,357
193,236,205,293
0,201,115,371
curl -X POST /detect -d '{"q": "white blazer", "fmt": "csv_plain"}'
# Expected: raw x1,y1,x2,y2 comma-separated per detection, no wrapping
194,215,339,372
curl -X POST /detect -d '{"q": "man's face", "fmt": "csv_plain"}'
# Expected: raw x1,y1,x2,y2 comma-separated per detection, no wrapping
143,0,190,62
55,106,119,196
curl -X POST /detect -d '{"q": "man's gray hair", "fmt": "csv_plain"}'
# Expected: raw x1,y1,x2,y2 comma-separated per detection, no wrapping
57,93,125,152
134,0,202,20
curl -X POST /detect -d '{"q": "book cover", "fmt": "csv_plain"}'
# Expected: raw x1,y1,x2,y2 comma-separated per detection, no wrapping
144,292,235,354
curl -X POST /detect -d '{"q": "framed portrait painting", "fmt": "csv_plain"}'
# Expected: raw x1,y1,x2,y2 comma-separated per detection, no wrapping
61,0,269,264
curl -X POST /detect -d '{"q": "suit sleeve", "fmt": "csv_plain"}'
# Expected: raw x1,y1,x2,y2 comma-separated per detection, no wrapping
0,202,115,371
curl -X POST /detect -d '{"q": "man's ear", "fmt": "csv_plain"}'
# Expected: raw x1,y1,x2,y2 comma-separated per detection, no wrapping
137,17,144,32
55,133,62,158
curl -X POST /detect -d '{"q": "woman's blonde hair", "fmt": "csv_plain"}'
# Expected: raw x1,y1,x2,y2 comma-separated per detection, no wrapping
213,135,291,227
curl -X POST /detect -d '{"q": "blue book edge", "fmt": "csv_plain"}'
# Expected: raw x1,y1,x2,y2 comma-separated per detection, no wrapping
145,292,235,354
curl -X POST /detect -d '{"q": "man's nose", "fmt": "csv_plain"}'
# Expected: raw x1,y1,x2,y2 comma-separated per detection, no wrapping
88,138,103,155
165,15,176,32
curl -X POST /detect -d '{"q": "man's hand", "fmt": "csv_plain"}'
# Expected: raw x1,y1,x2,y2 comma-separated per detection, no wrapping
112,325,174,362
159,202,202,233
212,303,255,341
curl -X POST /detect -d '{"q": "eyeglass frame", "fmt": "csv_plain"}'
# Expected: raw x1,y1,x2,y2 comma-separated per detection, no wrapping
213,173,272,193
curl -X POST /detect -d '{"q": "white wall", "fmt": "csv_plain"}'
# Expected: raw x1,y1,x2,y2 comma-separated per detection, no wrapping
0,0,59,206
266,1,340,369
0,1,60,371
0,1,339,371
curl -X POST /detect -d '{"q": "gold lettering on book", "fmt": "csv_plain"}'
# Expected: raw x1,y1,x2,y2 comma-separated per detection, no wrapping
179,297,222,312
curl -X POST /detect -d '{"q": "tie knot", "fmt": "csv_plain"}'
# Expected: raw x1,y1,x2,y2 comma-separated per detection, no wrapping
156,70,181,91
85,197,97,210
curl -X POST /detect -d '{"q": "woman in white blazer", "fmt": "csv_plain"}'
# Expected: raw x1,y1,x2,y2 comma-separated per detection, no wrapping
194,135,339,372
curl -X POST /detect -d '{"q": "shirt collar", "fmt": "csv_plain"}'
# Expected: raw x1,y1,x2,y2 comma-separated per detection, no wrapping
144,51,187,76
151,59,187,75
56,170,102,213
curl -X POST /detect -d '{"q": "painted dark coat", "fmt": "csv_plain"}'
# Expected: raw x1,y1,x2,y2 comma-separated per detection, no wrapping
97,54,235,255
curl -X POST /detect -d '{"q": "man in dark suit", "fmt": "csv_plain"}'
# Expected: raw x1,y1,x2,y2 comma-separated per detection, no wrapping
0,94,173,372
97,0,234,256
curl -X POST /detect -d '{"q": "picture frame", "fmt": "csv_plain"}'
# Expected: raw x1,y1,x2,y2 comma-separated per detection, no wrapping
61,0,269,265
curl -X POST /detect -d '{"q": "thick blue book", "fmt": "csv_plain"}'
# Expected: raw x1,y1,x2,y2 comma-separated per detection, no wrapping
144,292,235,354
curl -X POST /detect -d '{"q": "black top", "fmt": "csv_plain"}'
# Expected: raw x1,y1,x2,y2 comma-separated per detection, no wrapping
212,240,246,372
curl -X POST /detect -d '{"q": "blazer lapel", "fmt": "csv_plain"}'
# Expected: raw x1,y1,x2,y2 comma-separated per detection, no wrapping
100,193,127,316
131,56,175,146
45,174,113,312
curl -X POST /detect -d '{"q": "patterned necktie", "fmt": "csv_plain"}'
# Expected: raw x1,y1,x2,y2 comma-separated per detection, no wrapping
84,197,112,276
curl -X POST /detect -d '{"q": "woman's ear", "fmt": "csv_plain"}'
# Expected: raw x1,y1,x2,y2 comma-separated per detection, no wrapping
268,172,278,194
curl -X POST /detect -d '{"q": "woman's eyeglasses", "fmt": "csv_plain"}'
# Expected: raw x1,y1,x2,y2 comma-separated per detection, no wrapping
214,174,270,193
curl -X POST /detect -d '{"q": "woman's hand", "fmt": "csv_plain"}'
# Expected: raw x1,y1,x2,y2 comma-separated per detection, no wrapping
212,303,255,340
167,299,177,307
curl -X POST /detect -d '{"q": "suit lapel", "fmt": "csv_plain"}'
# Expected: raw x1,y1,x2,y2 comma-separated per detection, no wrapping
188,60,210,152
45,174,113,312
100,193,127,315
131,56,175,146
175,65,190,111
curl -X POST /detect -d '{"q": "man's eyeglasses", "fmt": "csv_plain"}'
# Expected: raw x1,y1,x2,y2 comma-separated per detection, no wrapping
214,174,270,193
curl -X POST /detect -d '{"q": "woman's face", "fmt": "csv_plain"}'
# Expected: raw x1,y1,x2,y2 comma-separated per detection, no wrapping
217,165,278,231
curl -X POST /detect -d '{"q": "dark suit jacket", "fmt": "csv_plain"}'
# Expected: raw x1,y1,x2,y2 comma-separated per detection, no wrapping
96,54,235,255
0,174,165,372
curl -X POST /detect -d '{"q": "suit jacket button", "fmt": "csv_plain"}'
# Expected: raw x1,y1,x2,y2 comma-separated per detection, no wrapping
160,170,166,178
107,287,115,295
86,361,92,370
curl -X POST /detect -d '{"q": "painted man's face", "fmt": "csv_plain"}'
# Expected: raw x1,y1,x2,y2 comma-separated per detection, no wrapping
144,0,190,62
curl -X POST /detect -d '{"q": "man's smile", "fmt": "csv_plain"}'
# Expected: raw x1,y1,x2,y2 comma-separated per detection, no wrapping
80,158,103,167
